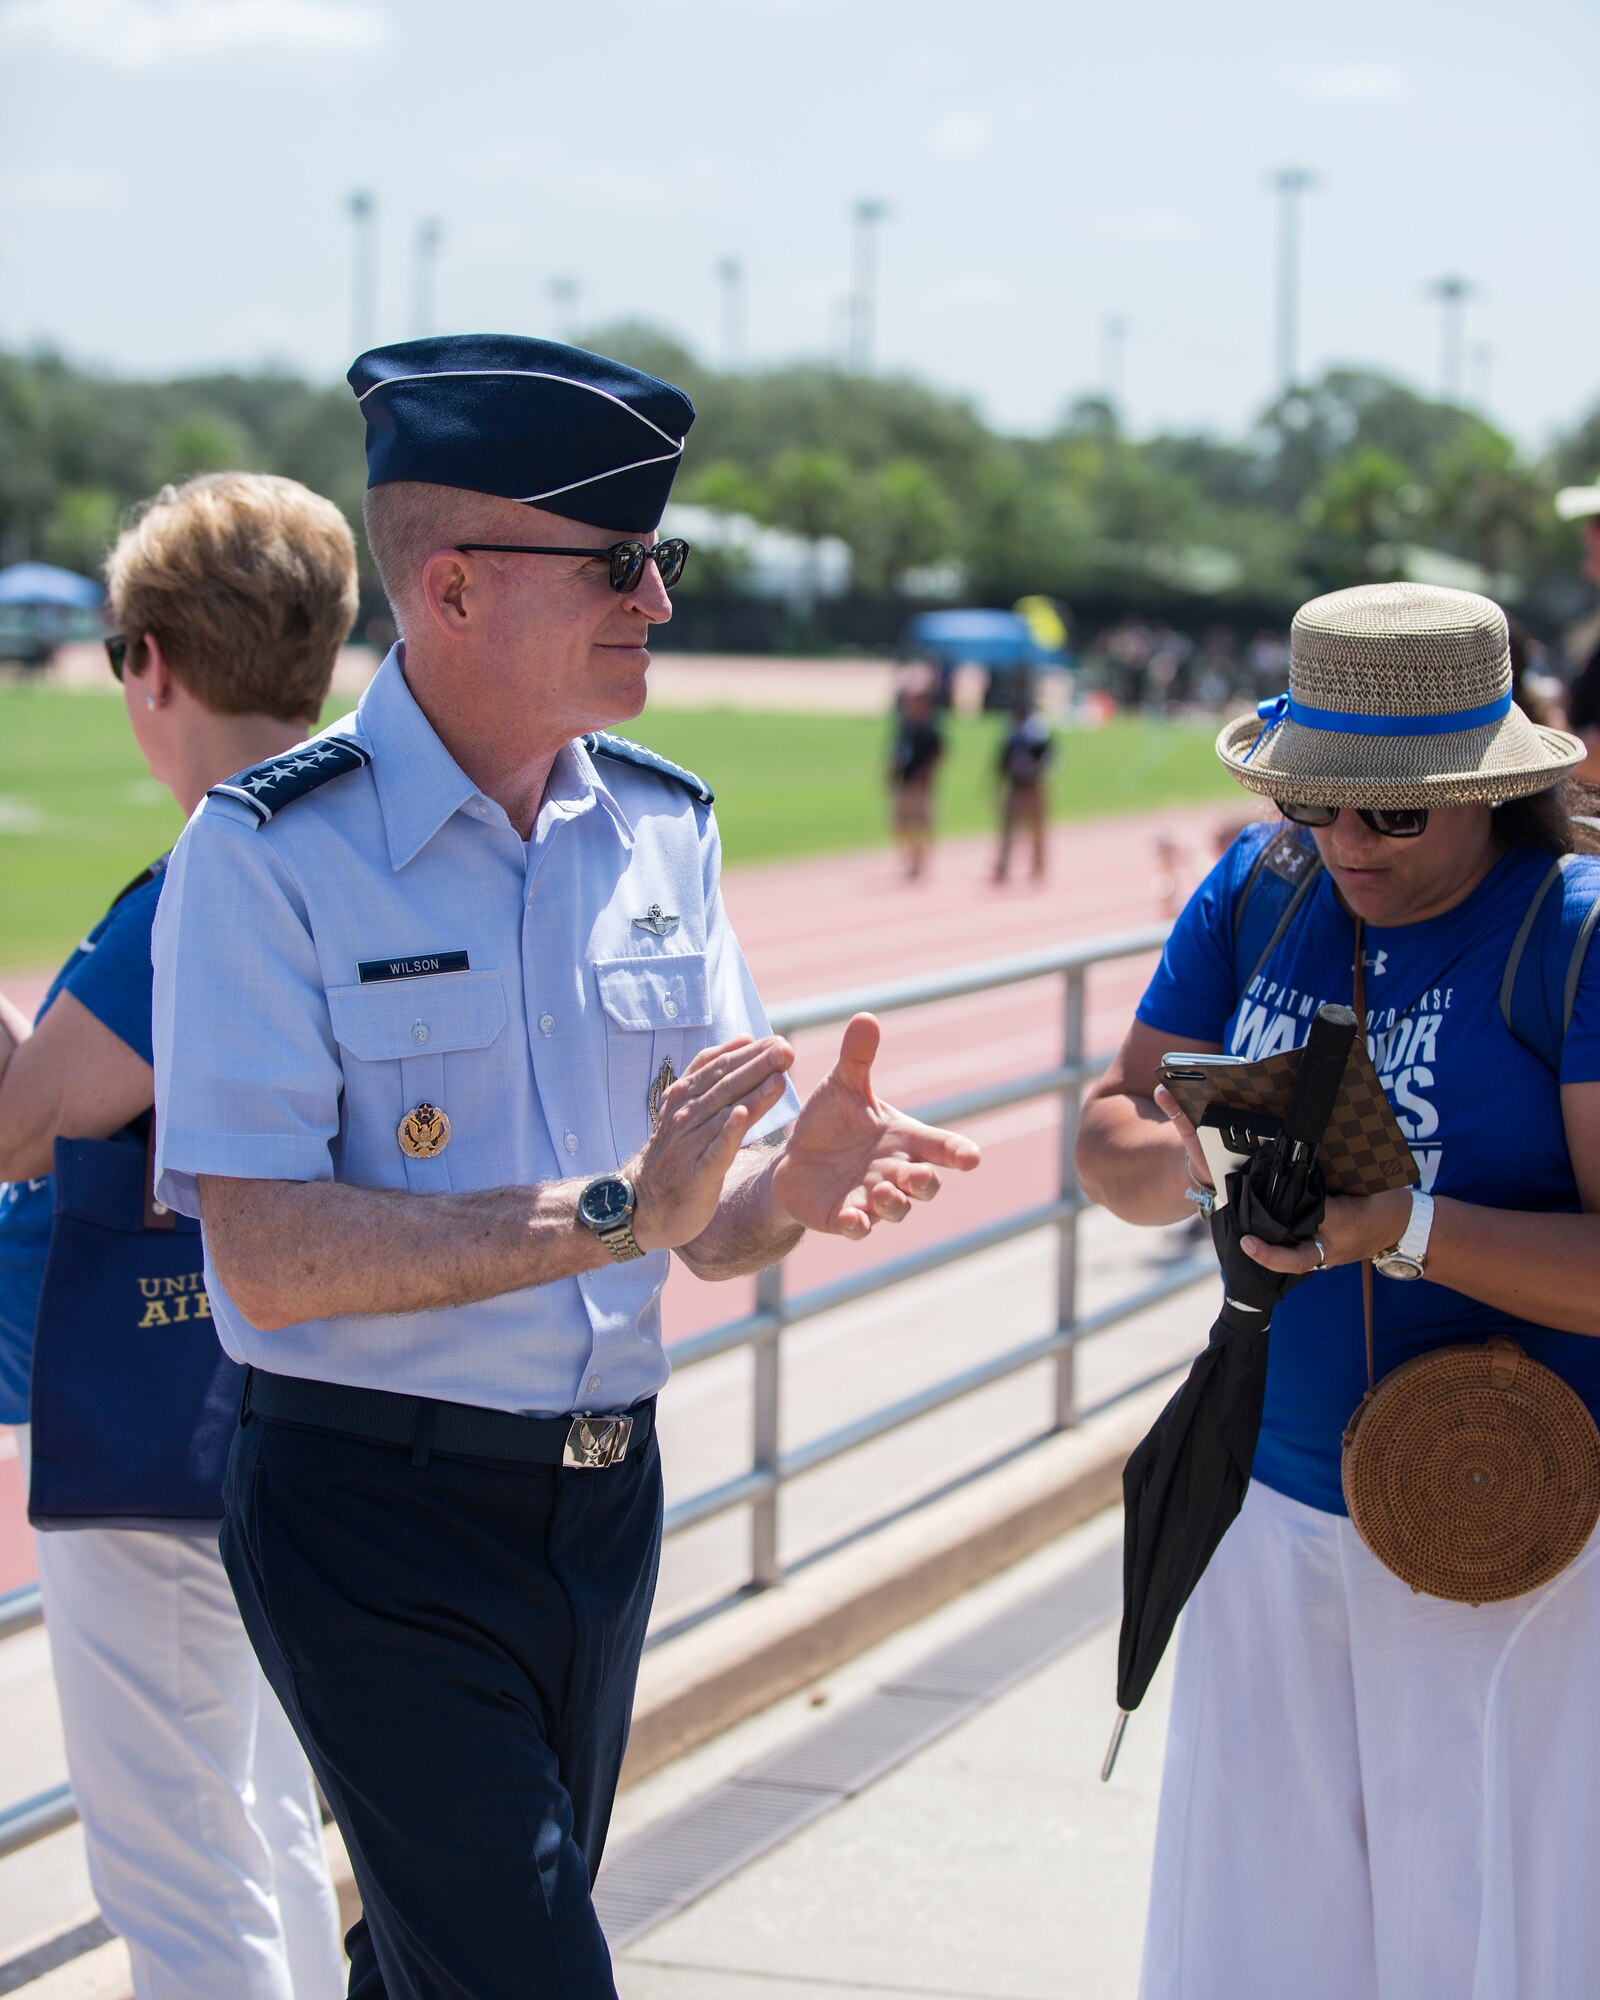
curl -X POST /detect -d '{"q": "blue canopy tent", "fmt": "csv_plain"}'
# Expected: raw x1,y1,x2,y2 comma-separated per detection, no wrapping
902,608,1066,709
0,562,105,609
0,563,106,669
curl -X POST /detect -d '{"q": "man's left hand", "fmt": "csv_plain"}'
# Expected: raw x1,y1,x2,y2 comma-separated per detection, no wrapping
771,1013,981,1238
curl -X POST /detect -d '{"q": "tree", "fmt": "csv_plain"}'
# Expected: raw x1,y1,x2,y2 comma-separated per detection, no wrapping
1308,447,1412,582
759,449,857,545
849,459,956,591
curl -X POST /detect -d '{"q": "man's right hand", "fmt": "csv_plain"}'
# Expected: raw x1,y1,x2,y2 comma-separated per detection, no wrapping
628,1035,794,1253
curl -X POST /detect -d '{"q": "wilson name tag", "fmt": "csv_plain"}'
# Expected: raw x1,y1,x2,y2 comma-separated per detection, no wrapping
358,951,471,984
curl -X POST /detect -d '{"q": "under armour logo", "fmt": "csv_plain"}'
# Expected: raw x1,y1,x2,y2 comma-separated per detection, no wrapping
1365,950,1388,977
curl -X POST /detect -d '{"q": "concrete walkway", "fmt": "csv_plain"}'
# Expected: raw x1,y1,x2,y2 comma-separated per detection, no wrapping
608,1507,1172,2000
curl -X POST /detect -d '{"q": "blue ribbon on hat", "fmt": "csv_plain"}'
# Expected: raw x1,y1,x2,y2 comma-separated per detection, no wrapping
1241,688,1512,764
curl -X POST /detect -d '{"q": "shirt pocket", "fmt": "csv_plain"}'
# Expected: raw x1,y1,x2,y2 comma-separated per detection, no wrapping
325,973,507,1191
594,954,712,1162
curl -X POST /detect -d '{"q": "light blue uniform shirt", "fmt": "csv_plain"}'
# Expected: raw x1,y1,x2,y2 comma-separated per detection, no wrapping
151,649,798,1416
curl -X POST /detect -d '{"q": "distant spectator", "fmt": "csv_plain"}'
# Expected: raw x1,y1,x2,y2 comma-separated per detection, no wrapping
889,674,944,880
993,684,1055,883
1554,478,1600,789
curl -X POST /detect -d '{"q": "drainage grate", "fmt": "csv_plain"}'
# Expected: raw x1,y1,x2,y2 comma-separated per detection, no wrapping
596,1537,1122,1948
592,1778,835,1939
740,1688,960,1795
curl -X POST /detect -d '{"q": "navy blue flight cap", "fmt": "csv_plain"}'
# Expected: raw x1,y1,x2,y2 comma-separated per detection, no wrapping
348,334,696,533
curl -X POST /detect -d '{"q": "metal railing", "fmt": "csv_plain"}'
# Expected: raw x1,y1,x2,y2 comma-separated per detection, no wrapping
0,920,1211,1864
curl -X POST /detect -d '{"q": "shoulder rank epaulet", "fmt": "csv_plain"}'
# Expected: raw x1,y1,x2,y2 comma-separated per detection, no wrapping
585,731,713,807
207,736,370,826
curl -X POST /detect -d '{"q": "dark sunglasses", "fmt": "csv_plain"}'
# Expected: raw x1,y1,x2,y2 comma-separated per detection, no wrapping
104,632,130,682
1277,800,1430,839
454,538,690,594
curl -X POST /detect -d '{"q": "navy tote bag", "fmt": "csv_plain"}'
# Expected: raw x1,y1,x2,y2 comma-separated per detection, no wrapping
27,1129,245,1531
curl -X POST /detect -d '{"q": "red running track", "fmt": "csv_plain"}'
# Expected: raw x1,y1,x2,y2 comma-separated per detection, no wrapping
0,801,1239,1593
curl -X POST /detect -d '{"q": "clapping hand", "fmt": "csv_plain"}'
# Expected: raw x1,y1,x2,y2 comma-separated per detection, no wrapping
771,1013,981,1238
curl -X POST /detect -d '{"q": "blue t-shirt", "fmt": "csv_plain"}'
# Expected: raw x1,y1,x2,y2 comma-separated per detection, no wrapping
1137,826,1600,1515
0,860,164,1424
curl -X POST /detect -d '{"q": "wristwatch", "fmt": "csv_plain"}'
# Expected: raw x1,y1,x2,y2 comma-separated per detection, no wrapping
577,1174,645,1263
1372,1190,1434,1281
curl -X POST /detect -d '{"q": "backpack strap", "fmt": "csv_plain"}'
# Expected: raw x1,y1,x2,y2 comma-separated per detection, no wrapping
1230,825,1324,995
1499,851,1600,1073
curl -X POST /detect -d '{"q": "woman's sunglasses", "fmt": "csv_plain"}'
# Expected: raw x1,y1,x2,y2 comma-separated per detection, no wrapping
104,632,130,682
454,538,690,594
1277,800,1429,839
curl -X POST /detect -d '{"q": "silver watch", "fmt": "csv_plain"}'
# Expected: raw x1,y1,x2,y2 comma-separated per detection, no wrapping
1373,1190,1434,1281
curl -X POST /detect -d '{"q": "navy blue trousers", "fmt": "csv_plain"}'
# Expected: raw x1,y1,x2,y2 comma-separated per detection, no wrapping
221,1405,663,1999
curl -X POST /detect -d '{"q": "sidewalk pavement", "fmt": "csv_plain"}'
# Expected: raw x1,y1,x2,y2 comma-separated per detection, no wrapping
607,1506,1172,2000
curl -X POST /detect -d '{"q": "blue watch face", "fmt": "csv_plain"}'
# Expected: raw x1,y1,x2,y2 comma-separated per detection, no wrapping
582,1177,633,1228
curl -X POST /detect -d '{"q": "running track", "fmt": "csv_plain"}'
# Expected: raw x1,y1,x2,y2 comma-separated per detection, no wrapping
0,801,1243,1593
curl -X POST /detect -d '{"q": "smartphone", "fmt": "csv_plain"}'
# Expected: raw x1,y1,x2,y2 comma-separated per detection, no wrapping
1158,1052,1280,1207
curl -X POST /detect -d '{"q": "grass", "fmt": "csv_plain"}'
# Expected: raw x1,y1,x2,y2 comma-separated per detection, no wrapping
0,685,1235,971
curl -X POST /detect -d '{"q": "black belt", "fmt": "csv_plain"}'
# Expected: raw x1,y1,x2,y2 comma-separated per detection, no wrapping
243,1369,653,1470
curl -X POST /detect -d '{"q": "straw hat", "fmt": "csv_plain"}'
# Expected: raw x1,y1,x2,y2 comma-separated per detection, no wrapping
1216,582,1584,808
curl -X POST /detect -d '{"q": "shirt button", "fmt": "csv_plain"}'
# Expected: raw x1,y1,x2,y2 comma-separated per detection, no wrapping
564,1132,580,1155
662,997,678,1019
587,1375,601,1395
539,1014,555,1036
411,1020,429,1044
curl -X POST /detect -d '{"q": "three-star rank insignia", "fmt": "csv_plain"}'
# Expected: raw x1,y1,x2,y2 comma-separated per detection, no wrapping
398,1102,451,1159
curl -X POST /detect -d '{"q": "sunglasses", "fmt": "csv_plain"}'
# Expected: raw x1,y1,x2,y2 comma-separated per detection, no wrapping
454,538,690,594
104,632,130,682
1277,800,1429,839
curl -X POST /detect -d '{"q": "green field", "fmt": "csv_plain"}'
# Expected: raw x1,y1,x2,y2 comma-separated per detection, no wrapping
0,686,1234,971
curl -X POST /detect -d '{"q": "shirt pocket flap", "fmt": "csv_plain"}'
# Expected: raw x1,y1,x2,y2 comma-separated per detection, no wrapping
326,974,507,1060
594,955,712,1032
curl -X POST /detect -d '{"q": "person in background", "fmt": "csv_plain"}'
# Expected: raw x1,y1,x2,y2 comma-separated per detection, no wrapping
1555,477,1600,787
889,670,945,880
0,473,353,2000
993,681,1054,883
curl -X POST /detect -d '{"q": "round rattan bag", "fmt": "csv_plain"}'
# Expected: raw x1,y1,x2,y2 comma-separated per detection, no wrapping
1342,1337,1600,1605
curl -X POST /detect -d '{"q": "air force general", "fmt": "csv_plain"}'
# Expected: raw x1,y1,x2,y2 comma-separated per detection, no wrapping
150,335,981,1998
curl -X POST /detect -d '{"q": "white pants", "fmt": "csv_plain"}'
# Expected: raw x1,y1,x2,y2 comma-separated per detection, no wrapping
18,1427,344,2000
1140,1476,1600,2000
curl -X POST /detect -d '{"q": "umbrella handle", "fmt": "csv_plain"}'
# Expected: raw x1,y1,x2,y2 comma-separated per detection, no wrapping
1101,1709,1131,1782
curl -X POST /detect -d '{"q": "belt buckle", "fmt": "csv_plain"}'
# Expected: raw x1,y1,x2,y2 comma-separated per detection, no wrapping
563,1414,633,1470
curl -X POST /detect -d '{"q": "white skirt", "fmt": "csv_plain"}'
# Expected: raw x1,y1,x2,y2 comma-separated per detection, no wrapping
1140,1475,1600,2000
19,1427,344,2000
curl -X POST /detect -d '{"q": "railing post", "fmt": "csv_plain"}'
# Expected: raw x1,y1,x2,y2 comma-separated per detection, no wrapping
750,1263,784,1588
1054,964,1087,1428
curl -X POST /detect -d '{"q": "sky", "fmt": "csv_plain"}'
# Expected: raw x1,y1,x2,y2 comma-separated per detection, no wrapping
0,0,1594,451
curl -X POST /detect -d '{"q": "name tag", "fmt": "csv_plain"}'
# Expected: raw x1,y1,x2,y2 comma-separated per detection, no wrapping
358,951,471,984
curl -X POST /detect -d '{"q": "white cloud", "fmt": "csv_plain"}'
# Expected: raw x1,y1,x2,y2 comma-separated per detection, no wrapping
925,108,993,160
0,0,391,69
1295,60,1411,104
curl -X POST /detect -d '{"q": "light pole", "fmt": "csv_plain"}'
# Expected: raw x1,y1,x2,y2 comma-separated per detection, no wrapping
848,198,889,375
1101,314,1128,419
1267,167,1319,398
411,219,442,339
1429,274,1475,406
346,189,377,355
548,276,579,344
717,257,744,372
1470,340,1494,414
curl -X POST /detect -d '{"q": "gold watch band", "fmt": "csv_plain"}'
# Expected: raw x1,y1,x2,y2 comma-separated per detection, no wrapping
599,1219,644,1263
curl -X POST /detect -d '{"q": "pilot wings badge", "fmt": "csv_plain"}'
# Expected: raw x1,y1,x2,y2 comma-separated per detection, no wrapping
633,904,680,938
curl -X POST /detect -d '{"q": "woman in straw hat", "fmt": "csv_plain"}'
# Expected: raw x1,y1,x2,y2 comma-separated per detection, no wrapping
1078,581,1600,1999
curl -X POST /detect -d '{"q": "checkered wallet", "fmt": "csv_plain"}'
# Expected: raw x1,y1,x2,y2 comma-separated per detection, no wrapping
1157,1039,1417,1198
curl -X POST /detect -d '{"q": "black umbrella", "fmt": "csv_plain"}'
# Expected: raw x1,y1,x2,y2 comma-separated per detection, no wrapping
1101,1002,1358,1780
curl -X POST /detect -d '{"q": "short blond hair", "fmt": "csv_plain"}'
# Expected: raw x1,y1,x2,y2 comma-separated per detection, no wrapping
363,482,538,632
107,473,358,724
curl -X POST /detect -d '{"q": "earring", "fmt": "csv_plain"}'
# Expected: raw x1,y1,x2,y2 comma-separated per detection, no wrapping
145,695,156,711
